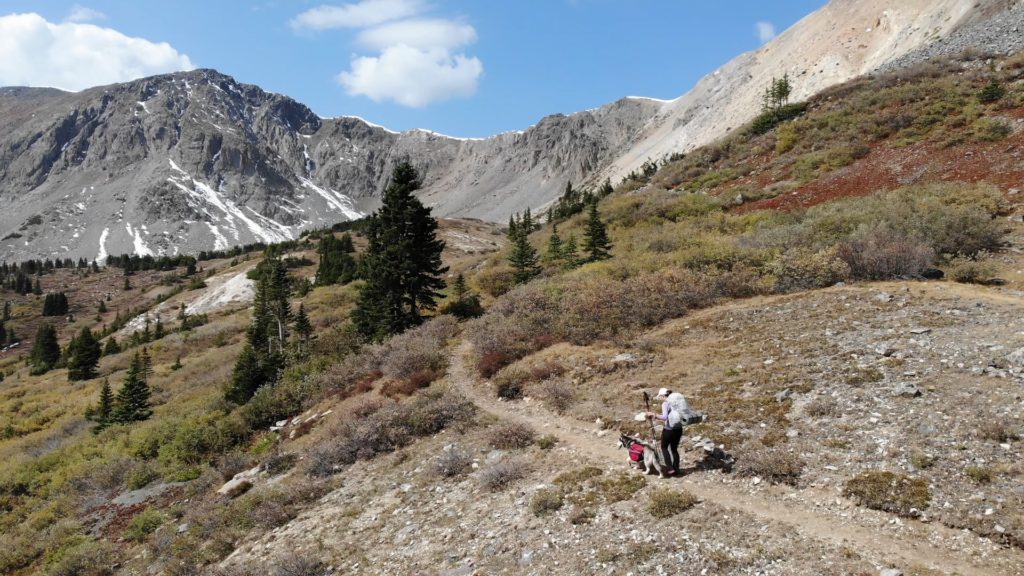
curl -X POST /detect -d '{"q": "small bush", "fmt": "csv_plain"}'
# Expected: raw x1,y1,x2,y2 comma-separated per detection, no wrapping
125,508,165,542
488,421,536,450
529,359,565,381
596,472,647,503
843,470,930,517
978,80,1007,104
536,434,558,450
735,448,804,485
530,487,564,516
553,466,604,487
542,380,574,414
974,118,1012,142
909,450,935,470
965,466,994,484
262,453,298,476
948,256,998,284
772,247,850,292
568,507,595,525
378,316,458,380
493,368,528,400
433,444,473,478
44,540,117,576
126,462,162,490
479,458,528,491
979,418,1019,443
836,230,934,280
477,351,512,379
804,397,841,418
647,488,699,518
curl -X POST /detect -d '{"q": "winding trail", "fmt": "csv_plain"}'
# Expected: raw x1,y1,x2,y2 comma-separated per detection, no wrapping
447,339,1024,576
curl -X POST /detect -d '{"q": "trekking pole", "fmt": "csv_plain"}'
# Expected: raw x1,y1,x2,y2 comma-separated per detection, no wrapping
642,391,658,441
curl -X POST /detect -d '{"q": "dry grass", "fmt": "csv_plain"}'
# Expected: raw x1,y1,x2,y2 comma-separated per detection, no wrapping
735,448,804,485
487,421,536,450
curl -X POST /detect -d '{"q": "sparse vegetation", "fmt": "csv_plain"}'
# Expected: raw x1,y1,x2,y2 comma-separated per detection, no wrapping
530,487,565,516
843,470,930,517
647,488,699,518
735,448,804,485
478,458,529,491
488,421,536,450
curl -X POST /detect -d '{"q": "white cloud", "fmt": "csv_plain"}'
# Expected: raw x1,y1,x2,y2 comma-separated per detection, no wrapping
338,45,482,108
0,13,194,91
756,21,776,43
356,18,475,51
291,0,426,31
66,4,106,23
295,1,482,107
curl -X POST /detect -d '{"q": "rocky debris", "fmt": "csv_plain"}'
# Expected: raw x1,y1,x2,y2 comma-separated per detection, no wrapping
775,388,794,403
893,383,922,398
218,466,260,498
879,569,903,576
876,2,1024,73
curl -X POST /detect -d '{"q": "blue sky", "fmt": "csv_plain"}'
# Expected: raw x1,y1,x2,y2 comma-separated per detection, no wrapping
0,1,825,137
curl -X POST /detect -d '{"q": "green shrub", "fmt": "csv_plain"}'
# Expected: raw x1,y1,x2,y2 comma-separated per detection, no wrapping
965,466,994,484
978,80,1007,104
596,472,646,503
843,470,930,517
749,102,808,135
948,256,998,284
536,434,559,450
771,247,850,292
126,463,160,490
125,508,165,542
44,539,117,576
530,487,564,516
974,118,1012,141
647,488,699,518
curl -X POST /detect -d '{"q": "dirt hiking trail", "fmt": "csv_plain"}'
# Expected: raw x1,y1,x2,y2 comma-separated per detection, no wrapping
447,336,1024,576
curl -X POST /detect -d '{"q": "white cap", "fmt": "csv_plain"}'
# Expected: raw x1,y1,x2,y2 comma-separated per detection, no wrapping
656,388,670,398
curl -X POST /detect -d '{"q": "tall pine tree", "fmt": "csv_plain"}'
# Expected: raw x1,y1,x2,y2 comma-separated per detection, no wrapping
582,201,613,262
67,326,101,381
543,222,564,265
353,161,448,342
112,352,152,423
29,324,61,375
226,255,293,404
93,378,113,432
508,213,541,284
315,233,358,286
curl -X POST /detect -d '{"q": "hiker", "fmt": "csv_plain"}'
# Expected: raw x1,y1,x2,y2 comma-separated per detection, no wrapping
647,387,688,476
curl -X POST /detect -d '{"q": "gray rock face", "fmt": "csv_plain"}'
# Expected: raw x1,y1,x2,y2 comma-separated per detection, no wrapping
0,69,661,261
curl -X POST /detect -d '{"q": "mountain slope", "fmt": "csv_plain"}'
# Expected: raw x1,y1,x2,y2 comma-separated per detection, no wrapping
2,0,1023,262
603,0,1024,183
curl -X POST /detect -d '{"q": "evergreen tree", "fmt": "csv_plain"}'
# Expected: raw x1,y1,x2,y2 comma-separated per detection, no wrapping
315,233,358,286
508,220,542,284
561,235,581,270
103,336,121,357
0,321,5,347
29,324,61,375
544,222,564,265
2,301,10,321
33,278,42,295
98,300,107,314
67,326,101,381
5,327,16,345
598,178,614,198
171,355,183,371
154,316,165,340
582,202,613,262
140,347,154,382
225,344,262,404
440,273,483,319
294,303,312,342
353,161,448,341
123,277,131,291
112,352,151,423
93,378,113,432
226,256,292,404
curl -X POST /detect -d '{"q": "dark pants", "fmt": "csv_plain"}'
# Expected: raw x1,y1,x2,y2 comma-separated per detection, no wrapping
661,426,683,472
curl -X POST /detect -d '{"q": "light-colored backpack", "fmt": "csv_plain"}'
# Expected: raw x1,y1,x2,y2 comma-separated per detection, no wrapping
666,392,701,427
